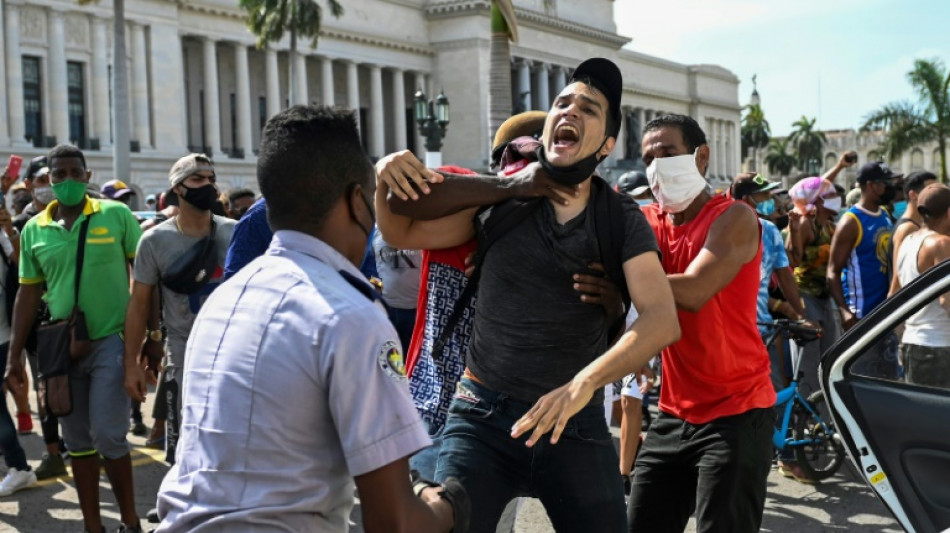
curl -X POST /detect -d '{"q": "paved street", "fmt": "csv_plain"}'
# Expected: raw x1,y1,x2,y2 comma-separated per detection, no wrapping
0,391,901,532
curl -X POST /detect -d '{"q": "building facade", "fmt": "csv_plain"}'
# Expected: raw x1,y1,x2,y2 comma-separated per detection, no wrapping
0,0,742,200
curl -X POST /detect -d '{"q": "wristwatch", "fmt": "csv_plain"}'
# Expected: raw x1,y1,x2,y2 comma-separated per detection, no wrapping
147,329,164,342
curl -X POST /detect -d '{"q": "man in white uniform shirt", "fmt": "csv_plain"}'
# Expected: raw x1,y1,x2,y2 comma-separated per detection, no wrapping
155,105,464,533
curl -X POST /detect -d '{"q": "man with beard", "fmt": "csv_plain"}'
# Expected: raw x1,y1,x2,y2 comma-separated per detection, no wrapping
628,114,775,533
123,154,236,465
378,58,679,532
828,161,899,379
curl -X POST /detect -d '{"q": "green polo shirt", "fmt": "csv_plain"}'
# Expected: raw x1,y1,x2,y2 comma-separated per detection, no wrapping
19,196,142,340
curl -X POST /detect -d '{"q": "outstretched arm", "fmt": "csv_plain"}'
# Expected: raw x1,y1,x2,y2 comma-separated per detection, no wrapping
378,150,578,221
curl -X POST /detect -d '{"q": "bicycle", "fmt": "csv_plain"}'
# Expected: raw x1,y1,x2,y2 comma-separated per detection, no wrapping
762,319,846,481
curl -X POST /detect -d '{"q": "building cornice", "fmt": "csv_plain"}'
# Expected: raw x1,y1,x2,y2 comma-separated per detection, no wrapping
321,28,435,56
425,1,631,49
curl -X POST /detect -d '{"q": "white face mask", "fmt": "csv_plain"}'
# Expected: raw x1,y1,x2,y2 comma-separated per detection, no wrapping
822,197,842,213
33,186,55,205
646,151,707,213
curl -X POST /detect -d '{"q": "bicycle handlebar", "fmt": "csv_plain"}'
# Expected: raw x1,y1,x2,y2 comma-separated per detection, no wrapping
758,319,822,343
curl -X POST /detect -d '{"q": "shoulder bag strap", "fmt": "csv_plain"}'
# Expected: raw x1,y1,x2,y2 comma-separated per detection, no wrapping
74,215,92,307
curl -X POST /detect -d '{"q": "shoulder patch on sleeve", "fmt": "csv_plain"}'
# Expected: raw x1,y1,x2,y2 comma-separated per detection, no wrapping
377,339,407,381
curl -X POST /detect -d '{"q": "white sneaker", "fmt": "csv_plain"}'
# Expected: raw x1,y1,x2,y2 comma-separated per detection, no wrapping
0,467,37,496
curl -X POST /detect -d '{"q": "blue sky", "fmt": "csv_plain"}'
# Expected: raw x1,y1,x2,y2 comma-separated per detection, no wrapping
614,0,950,136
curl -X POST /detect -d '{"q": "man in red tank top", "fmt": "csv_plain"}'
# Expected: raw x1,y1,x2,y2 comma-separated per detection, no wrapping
627,114,776,533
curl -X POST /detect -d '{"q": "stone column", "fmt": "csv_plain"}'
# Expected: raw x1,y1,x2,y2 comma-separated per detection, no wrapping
534,62,549,110
202,37,221,156
294,52,308,105
516,59,531,112
637,107,646,135
265,48,280,118
716,120,725,177
368,64,384,158
91,16,111,147
346,61,360,132
0,2,8,146
391,68,407,151
321,56,334,106
552,65,566,93
48,9,70,145
612,106,627,162
130,22,151,148
234,42,252,158
5,3,26,145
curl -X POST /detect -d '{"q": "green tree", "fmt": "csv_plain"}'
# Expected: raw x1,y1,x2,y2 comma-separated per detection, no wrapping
741,104,770,171
764,137,797,177
788,116,826,174
239,0,343,107
78,0,130,180
863,58,950,182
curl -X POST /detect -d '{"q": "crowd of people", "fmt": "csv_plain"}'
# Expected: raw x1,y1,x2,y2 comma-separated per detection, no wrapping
0,55,945,533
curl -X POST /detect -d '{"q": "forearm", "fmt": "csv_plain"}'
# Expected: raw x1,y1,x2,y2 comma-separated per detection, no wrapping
776,268,806,317
826,270,848,311
573,308,679,392
8,285,42,364
785,229,803,268
821,163,847,183
388,173,521,220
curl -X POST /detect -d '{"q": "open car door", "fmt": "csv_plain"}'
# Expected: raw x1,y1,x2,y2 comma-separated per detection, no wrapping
821,257,950,533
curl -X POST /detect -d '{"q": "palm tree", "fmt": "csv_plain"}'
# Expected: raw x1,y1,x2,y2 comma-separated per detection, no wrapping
239,0,343,107
788,116,826,175
863,58,950,182
741,104,770,171
764,137,797,177
78,0,130,180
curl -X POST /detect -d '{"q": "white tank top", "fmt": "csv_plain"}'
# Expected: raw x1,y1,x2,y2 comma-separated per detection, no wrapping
897,229,950,346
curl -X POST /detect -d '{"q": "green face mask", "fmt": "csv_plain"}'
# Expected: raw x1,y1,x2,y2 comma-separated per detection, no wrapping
51,179,88,207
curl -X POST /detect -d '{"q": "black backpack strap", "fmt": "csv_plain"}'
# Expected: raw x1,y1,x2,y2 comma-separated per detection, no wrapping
590,176,631,338
431,199,543,359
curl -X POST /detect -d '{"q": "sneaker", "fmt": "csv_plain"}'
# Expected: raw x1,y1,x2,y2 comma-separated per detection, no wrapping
34,452,69,480
778,461,816,484
130,421,148,437
16,412,33,435
0,467,37,496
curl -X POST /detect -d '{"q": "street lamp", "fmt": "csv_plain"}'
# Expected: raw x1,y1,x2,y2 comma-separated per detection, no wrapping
414,88,450,168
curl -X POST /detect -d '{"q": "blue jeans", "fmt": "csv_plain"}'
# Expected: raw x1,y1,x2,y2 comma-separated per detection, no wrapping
409,415,445,480
0,343,29,470
435,378,626,533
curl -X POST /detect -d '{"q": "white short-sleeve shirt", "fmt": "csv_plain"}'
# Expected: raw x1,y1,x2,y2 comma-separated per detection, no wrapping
156,230,430,532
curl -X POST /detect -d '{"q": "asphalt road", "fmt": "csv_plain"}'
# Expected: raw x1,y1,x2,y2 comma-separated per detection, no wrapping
0,392,902,532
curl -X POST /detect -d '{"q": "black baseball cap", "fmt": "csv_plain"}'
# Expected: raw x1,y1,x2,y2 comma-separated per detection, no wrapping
617,171,649,196
903,170,937,195
856,161,898,185
570,58,623,138
731,173,780,200
25,155,48,180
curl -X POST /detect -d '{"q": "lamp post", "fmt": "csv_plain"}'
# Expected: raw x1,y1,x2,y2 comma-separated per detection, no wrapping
414,88,450,168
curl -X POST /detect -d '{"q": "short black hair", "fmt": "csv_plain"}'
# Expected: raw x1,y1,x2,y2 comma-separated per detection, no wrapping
904,170,937,196
643,114,707,153
227,188,255,205
258,105,372,231
47,144,87,169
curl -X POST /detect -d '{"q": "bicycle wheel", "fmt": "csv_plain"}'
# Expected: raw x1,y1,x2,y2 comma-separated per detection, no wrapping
793,391,845,481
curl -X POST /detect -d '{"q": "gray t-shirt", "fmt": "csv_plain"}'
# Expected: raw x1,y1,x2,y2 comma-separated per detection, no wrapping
467,195,658,405
372,231,421,309
133,215,236,367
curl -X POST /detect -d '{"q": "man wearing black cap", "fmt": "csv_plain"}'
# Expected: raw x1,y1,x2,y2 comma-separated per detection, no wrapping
828,161,899,379
376,58,679,531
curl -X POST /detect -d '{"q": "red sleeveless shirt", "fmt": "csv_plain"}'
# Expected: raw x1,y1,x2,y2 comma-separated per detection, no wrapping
643,195,776,424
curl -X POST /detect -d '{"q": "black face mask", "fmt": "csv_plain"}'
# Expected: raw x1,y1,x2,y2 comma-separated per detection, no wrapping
181,184,218,211
535,139,608,186
880,183,897,206
773,214,790,231
349,186,375,238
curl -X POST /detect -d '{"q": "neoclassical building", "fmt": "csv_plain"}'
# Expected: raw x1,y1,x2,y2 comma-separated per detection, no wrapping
0,0,742,199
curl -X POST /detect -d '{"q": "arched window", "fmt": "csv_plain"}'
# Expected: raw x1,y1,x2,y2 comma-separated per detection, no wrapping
911,148,924,170
825,153,838,171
